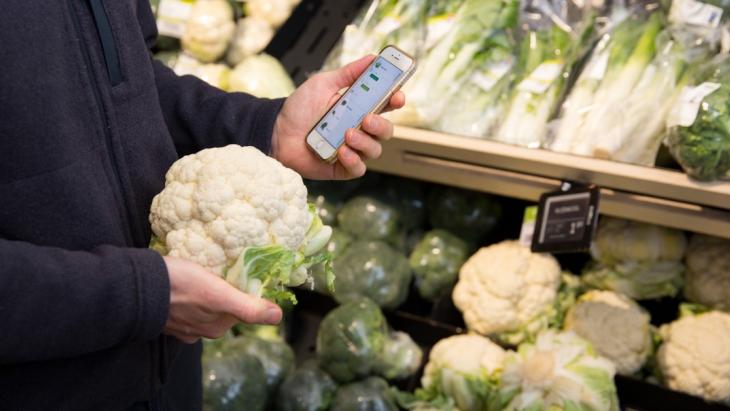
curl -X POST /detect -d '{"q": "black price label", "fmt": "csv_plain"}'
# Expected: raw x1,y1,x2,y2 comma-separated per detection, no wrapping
531,183,600,253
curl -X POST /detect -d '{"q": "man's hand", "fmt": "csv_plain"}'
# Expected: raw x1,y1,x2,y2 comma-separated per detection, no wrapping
271,55,406,180
162,256,282,344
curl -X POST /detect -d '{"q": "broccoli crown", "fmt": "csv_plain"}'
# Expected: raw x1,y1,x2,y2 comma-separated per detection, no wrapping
276,361,338,411
409,229,470,301
202,351,267,411
332,240,413,309
427,186,502,242
337,196,402,243
330,377,399,411
316,299,388,383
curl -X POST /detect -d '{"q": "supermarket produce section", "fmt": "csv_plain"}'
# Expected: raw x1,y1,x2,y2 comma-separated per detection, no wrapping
149,0,730,410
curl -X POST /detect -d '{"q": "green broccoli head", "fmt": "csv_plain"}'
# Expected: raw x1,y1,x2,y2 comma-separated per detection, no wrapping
330,377,399,411
409,229,470,301
224,335,295,396
202,350,268,411
316,298,388,383
374,331,424,381
427,186,503,242
332,240,413,310
276,361,338,411
337,196,402,243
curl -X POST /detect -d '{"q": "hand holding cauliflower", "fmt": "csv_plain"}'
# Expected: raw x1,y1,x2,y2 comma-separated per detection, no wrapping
149,145,333,304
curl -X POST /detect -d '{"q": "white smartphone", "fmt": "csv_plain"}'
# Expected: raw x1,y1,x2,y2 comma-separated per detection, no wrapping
306,45,417,163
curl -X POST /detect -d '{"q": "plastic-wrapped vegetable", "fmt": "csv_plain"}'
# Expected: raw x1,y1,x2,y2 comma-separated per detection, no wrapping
228,54,295,98
181,0,236,63
409,229,469,301
226,17,275,65
337,196,401,243
308,192,341,227
203,349,267,411
582,260,685,300
331,377,399,411
427,186,502,243
591,217,687,264
225,335,295,395
316,298,422,383
500,331,619,411
391,0,519,128
684,234,730,310
333,240,412,309
382,176,427,229
666,54,730,181
276,361,338,411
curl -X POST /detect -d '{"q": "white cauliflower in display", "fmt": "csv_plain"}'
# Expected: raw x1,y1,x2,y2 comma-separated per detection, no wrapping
149,145,333,304
684,235,730,311
583,217,687,300
564,290,652,375
657,310,730,403
452,241,574,345
226,17,275,66
500,331,619,411
228,54,296,99
181,0,236,63
246,0,294,28
417,334,506,411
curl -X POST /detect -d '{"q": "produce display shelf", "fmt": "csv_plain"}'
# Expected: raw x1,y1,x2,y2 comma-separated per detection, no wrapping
368,126,730,239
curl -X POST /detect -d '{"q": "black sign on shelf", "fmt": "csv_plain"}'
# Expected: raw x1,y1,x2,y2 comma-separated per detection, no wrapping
531,182,600,253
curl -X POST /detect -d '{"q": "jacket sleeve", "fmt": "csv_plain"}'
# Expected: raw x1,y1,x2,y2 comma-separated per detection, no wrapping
0,238,170,364
136,0,284,156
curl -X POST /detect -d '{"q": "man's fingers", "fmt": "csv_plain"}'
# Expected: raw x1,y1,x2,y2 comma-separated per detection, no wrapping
382,90,406,113
345,129,382,160
336,145,366,179
361,114,394,141
327,55,376,90
227,290,282,325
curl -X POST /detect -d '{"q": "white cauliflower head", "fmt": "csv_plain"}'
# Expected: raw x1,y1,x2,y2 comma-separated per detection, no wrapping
181,0,236,63
150,145,310,274
226,17,275,66
245,0,294,28
565,290,652,375
228,54,295,99
421,334,506,411
657,310,730,402
684,235,730,311
591,217,687,264
452,241,562,344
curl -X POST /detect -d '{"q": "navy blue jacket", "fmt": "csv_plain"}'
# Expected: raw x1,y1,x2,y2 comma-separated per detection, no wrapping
0,0,283,409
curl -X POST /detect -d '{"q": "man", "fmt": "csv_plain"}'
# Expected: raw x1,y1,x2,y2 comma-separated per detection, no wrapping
0,0,403,409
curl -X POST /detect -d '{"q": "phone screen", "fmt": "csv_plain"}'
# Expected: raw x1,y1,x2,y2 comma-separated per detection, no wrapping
316,56,404,148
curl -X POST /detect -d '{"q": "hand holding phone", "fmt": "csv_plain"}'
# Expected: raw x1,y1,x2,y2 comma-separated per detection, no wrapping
306,46,417,162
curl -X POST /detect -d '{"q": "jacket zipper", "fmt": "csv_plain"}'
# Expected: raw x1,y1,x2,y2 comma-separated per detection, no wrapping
87,0,123,86
67,0,135,245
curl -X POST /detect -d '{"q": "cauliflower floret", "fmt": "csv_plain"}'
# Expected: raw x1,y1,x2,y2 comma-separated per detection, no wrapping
684,235,730,311
181,0,235,63
226,17,275,66
564,290,652,375
150,145,311,276
245,0,294,28
452,241,562,344
657,311,730,402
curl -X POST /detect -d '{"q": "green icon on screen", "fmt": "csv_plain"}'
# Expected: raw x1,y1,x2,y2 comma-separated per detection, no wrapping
360,84,370,92
320,122,327,130
375,62,381,68
369,73,379,81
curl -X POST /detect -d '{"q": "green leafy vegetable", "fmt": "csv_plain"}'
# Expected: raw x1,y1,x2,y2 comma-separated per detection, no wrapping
333,240,413,309
427,186,502,243
337,196,402,243
276,361,339,411
409,229,469,301
203,348,267,411
330,377,399,411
